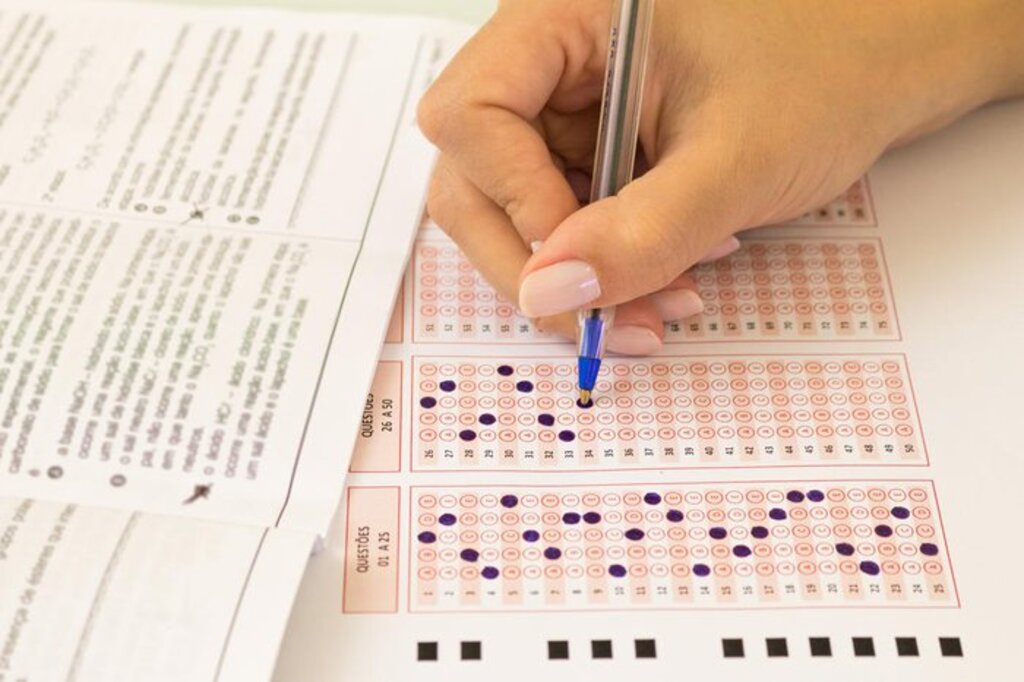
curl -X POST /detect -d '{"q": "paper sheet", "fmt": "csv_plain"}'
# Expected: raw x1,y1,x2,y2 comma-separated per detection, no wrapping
276,100,1024,680
0,497,312,682
0,0,453,535
0,2,462,680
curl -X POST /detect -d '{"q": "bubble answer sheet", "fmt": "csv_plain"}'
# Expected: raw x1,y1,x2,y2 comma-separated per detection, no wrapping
0,1,467,679
275,97,1024,681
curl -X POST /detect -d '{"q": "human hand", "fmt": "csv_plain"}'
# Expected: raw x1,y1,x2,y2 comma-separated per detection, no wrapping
418,0,1023,354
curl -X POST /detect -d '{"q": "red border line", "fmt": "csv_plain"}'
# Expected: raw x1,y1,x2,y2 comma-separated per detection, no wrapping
342,486,402,614
349,361,404,474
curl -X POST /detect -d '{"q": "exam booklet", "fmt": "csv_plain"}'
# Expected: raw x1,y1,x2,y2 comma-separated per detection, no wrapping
275,99,1024,680
0,2,463,679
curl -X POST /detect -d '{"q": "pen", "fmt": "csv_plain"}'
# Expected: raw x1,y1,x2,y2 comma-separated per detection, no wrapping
577,0,655,405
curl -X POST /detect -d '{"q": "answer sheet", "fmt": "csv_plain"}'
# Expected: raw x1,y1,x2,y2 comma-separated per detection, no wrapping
276,99,1024,680
0,2,462,680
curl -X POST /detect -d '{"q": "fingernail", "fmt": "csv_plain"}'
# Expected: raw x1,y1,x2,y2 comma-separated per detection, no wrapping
519,260,600,317
699,236,742,264
606,326,662,355
650,289,704,321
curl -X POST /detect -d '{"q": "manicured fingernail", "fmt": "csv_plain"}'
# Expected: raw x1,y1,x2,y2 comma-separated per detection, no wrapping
519,260,600,317
606,326,662,355
650,289,704,321
699,236,741,264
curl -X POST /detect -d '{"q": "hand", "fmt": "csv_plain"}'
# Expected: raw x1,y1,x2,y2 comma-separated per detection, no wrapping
418,0,1024,354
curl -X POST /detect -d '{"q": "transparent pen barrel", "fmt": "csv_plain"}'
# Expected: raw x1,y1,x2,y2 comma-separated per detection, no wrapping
590,0,655,204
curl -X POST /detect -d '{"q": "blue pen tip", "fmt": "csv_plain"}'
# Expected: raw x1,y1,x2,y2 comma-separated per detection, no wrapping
578,356,602,394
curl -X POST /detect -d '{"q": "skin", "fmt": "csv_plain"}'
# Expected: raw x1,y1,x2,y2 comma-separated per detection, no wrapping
418,0,1024,355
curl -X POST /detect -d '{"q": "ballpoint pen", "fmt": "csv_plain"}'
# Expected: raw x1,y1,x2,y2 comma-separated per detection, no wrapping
577,0,655,405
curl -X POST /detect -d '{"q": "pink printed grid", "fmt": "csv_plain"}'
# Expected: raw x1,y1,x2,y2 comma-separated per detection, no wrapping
411,237,899,344
412,354,928,472
412,241,551,344
667,238,900,342
409,480,956,612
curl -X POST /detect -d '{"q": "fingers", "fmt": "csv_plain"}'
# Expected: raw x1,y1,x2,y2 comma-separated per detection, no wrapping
427,156,682,355
532,301,666,356
417,3,590,243
648,273,704,322
699,236,742,263
426,157,533,303
518,143,747,317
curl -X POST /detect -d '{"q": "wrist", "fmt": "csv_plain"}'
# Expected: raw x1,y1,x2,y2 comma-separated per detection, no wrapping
983,2,1024,102
887,0,1024,144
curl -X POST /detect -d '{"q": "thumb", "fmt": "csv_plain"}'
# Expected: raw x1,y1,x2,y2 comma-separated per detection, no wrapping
517,145,750,317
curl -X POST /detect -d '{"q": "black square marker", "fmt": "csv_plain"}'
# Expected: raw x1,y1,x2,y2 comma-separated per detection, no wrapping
852,637,876,657
548,641,569,660
591,640,613,659
939,637,964,657
461,641,481,661
417,642,438,661
896,637,919,657
809,637,832,657
766,638,789,658
722,639,745,658
634,639,657,659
